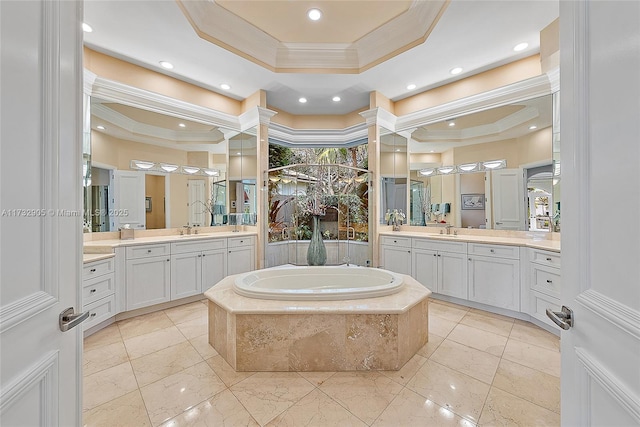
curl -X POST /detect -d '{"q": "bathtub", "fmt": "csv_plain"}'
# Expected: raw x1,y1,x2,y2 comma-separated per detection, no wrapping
233,265,404,301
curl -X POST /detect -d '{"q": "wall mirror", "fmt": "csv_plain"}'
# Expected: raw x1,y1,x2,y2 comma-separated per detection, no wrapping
86,97,229,231
379,128,408,224
228,129,258,226
408,93,556,231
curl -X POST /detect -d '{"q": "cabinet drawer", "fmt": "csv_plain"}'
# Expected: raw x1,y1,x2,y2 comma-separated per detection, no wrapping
83,294,116,331
528,290,561,329
126,244,171,259
412,238,467,254
171,238,226,254
468,243,519,259
82,273,115,306
531,264,561,298
83,257,115,279
531,249,561,268
228,236,255,248
379,235,411,248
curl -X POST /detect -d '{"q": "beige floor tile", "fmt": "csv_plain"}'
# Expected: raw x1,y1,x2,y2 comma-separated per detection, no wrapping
372,387,476,427
460,311,514,337
230,372,315,426
431,340,500,384
84,324,122,352
319,371,404,425
429,315,458,337
298,371,335,387
140,361,226,426
479,387,560,426
509,322,560,351
266,388,367,427
83,341,129,376
493,359,560,413
124,326,187,360
205,355,255,387
469,308,516,323
381,353,427,385
447,324,508,357
407,359,490,424
431,299,471,312
117,311,174,340
174,315,208,340
131,341,204,387
83,362,139,411
416,333,445,358
83,390,151,427
430,302,469,322
158,389,259,427
189,334,219,359
164,302,208,325
502,339,560,377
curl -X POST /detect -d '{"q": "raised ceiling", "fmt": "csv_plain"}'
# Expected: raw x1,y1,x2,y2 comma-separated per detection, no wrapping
83,0,559,115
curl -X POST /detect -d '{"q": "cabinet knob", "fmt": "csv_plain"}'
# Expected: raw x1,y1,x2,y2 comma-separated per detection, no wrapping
167,259,170,262
490,249,495,253
147,249,152,253
546,279,553,283
90,313,96,318
202,254,206,257
437,254,441,257
90,289,96,293
408,250,411,253
198,254,202,257
433,254,436,257
89,268,96,273
469,258,472,261
393,240,397,243
546,257,552,261
240,240,244,243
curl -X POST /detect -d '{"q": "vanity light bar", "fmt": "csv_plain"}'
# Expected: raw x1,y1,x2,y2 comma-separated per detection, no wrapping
418,159,506,177
130,160,219,177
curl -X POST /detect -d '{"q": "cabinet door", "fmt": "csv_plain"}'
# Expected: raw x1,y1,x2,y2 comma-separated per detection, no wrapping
228,246,255,276
202,249,227,290
126,256,171,310
412,249,437,290
380,245,412,275
468,255,520,310
438,252,468,299
171,252,202,300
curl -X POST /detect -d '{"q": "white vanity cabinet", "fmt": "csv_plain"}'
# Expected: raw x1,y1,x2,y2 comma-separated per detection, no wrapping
524,248,561,327
412,238,468,299
170,239,227,299
467,243,520,311
125,244,171,310
227,236,256,276
82,256,116,331
380,236,412,275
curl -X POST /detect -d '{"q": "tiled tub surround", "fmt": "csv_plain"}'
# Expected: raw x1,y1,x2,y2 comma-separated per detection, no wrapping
205,275,431,371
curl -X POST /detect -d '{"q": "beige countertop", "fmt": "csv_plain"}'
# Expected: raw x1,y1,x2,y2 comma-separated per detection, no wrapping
379,231,560,252
83,231,258,253
83,253,116,263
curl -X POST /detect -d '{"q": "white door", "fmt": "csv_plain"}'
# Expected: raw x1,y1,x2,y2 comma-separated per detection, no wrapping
113,170,146,230
0,1,83,425
491,168,524,230
188,179,205,226
558,1,640,425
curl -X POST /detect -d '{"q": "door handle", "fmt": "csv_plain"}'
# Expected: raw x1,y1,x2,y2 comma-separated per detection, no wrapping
59,307,90,332
546,305,573,330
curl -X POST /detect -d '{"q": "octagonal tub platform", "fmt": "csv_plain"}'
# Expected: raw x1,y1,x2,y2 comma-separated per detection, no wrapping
204,266,431,372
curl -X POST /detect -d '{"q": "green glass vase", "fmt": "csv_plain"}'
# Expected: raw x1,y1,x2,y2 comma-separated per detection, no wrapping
307,215,327,266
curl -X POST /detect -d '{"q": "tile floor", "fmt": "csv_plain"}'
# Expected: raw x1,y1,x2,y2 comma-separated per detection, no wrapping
82,299,561,427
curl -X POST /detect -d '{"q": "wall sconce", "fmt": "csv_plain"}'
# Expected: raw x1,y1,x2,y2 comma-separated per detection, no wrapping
457,162,479,173
418,159,506,177
130,160,219,177
419,168,435,176
181,166,201,175
482,159,506,170
268,176,281,182
131,160,155,170
437,166,456,175
159,163,179,173
202,168,220,177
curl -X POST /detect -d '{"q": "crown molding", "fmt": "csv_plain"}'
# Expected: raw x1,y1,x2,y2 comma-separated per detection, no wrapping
547,67,560,93
268,122,368,147
238,106,278,131
360,107,398,132
396,73,553,131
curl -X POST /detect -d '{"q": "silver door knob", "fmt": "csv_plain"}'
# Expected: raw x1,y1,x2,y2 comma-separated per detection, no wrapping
546,306,573,330
59,307,90,332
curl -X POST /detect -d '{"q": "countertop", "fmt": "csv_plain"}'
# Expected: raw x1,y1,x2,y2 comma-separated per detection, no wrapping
83,231,258,253
379,231,560,252
83,253,116,263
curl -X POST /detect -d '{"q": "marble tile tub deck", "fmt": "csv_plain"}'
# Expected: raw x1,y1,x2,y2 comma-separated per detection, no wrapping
83,298,561,426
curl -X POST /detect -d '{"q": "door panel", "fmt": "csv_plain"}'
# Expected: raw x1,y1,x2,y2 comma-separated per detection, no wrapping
114,170,146,229
188,179,205,227
491,168,524,230
202,249,227,290
0,1,82,425
171,253,202,299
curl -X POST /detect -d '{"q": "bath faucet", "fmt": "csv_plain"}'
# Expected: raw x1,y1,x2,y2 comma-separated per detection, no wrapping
183,225,192,235
445,225,453,235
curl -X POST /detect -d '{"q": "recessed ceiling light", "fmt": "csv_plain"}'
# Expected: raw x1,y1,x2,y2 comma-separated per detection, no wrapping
406,84,417,90
395,148,401,152
450,67,463,75
307,8,322,21
96,125,105,130
236,152,241,155
529,125,537,130
448,122,456,127
159,61,174,69
220,83,231,90
430,150,435,153
178,123,186,128
82,23,93,33
514,42,529,52
298,97,307,103
332,96,341,102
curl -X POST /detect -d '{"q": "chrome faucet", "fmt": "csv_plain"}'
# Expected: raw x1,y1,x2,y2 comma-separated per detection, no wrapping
182,225,192,235
445,225,454,235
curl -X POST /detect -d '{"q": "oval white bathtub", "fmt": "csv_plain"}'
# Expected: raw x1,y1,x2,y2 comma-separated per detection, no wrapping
233,266,404,301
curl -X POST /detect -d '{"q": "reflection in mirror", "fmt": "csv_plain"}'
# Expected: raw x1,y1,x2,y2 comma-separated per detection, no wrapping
409,94,554,231
379,129,408,224
87,97,228,231
551,91,561,231
228,129,257,226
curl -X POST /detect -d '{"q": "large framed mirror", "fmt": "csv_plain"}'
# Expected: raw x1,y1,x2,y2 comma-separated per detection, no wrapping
409,93,556,231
